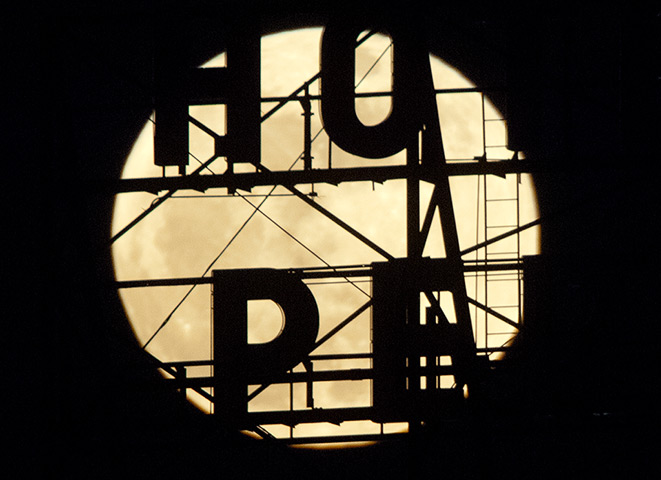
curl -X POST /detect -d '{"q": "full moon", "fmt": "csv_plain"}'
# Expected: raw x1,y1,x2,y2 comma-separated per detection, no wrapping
111,27,540,443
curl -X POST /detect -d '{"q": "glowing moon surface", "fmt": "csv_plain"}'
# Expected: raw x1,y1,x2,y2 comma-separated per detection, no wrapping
111,27,540,441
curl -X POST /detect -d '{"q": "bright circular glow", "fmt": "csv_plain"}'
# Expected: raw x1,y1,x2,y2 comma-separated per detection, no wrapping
112,27,540,443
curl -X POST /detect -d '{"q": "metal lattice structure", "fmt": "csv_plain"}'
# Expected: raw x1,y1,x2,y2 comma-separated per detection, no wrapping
111,24,540,445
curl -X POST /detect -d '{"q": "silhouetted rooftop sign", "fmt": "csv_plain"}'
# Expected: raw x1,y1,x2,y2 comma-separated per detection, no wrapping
123,18,534,444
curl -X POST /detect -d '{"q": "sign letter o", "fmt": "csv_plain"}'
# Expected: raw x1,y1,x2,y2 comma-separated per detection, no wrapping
320,21,425,158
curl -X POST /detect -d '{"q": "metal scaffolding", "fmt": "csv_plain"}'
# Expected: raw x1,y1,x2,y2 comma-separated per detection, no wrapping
112,27,540,445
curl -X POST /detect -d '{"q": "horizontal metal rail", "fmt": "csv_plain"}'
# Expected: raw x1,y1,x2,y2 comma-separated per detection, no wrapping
261,86,502,104
156,353,373,370
115,261,525,289
110,160,534,195
166,363,460,390
157,351,510,369
247,407,375,427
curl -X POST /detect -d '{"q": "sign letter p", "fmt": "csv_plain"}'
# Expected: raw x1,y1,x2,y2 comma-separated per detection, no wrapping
212,269,319,423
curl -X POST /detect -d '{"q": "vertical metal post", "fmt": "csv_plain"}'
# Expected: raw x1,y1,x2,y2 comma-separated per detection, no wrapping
304,360,314,408
483,173,489,350
406,139,421,396
481,92,489,352
407,138,421,258
516,174,523,326
300,86,314,171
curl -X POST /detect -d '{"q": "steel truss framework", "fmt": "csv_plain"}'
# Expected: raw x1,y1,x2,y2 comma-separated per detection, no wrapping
112,27,538,444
